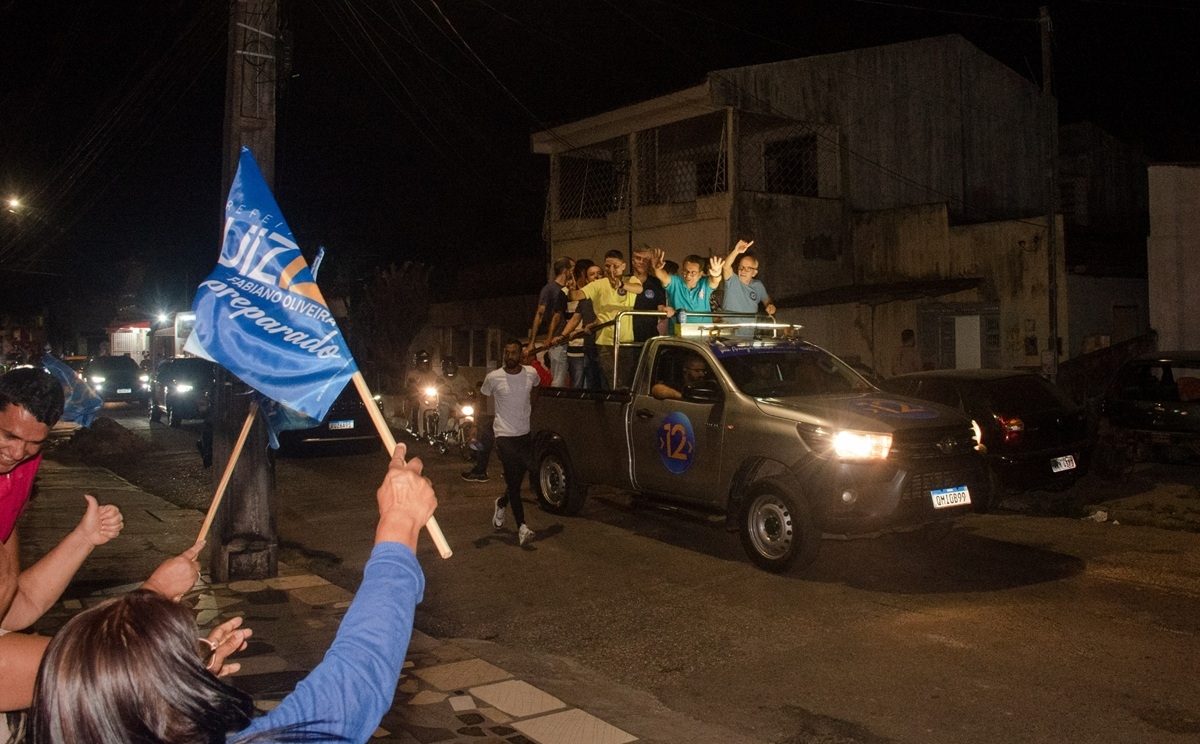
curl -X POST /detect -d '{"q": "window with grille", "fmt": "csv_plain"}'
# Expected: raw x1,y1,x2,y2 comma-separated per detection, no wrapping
763,135,819,197
555,138,627,221
636,113,727,205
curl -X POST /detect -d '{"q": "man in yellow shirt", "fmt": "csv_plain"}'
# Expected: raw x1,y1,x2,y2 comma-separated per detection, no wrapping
575,249,642,388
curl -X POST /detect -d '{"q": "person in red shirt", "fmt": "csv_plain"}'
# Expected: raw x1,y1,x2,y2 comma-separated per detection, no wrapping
1,367,125,713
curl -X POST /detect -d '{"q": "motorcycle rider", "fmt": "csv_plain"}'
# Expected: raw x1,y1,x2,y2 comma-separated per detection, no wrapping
405,350,439,435
436,358,474,437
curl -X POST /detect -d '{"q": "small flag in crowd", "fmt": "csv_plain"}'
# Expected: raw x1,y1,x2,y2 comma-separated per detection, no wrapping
184,147,357,423
41,353,103,428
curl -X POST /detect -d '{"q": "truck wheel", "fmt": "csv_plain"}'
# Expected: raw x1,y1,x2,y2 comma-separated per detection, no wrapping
534,443,587,515
739,478,819,573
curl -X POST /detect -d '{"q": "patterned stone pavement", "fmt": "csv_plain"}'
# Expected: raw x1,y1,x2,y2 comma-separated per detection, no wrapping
22,459,637,744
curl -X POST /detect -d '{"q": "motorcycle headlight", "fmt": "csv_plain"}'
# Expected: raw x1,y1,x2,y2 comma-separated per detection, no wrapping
460,404,475,416
423,386,438,397
175,383,194,393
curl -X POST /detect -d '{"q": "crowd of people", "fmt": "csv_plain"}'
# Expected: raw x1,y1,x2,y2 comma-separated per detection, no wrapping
524,238,776,392
0,364,440,743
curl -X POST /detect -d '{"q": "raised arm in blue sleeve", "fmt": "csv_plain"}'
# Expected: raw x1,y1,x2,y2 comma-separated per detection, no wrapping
234,542,425,743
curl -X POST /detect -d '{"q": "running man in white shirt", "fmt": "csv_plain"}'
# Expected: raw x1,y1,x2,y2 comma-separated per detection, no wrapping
480,339,542,546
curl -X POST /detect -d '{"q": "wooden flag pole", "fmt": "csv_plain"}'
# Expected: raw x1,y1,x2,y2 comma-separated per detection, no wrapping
197,403,259,543
353,371,453,559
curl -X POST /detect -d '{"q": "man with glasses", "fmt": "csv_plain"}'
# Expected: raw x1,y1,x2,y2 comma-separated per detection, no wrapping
651,354,713,400
721,240,777,334
650,248,724,335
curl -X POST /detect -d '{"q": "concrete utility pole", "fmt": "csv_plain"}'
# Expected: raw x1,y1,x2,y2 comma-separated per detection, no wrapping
1040,5,1060,381
212,0,281,581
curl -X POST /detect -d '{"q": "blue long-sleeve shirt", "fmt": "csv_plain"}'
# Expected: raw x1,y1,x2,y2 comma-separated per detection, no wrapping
234,542,425,743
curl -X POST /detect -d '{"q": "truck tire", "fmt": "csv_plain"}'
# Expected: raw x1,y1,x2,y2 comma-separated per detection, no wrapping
738,478,820,573
534,442,587,515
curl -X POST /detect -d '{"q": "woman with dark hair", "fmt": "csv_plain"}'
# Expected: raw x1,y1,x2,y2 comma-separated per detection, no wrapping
29,444,437,744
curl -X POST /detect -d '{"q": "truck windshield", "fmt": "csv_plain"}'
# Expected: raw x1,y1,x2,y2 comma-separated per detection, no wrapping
718,348,874,397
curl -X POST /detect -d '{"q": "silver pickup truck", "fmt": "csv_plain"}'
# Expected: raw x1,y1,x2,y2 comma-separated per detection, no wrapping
530,328,989,572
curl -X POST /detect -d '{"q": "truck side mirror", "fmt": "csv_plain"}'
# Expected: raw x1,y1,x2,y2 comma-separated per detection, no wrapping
684,381,722,404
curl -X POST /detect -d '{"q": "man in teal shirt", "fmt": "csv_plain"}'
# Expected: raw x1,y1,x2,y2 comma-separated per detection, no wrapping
651,248,724,335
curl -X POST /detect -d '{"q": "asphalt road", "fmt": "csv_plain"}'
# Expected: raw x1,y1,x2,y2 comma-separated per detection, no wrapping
107,406,1200,744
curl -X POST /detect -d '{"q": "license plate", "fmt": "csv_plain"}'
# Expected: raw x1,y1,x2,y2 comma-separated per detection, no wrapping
117,388,132,394
931,485,971,509
1051,455,1077,473
328,420,355,430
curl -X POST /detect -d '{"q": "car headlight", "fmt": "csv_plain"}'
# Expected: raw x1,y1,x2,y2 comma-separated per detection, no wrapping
460,404,475,416
175,383,194,393
139,374,150,382
90,375,105,384
832,430,892,459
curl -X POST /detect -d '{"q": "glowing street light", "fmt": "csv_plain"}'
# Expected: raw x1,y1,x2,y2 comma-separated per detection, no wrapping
5,197,19,212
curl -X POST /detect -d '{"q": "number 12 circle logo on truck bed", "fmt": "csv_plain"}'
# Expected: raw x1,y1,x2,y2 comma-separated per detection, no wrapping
658,412,696,474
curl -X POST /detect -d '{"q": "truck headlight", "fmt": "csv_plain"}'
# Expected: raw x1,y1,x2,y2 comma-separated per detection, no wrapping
798,423,892,460
832,430,892,459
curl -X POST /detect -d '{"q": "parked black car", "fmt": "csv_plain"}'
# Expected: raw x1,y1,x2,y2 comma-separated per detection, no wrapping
276,385,382,456
84,355,149,404
149,357,217,427
1097,351,1200,474
880,369,1095,503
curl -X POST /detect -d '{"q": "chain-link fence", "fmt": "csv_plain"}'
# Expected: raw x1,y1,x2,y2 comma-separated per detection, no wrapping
549,110,839,241
738,113,840,199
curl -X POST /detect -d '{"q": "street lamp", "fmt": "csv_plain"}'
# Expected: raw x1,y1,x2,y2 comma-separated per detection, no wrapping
5,197,19,212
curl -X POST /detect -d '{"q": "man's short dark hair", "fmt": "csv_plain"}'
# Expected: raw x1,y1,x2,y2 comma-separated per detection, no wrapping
682,255,705,271
603,249,624,262
552,256,574,276
0,367,66,426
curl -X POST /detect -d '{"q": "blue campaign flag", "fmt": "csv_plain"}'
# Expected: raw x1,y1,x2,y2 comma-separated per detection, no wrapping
41,354,103,427
184,148,358,421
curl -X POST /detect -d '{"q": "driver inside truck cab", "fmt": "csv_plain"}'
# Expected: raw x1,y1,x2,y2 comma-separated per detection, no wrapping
651,352,713,401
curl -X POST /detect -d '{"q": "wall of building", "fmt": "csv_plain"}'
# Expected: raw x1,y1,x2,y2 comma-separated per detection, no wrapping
1147,164,1200,350
553,216,729,267
733,192,848,301
710,35,1048,221
1064,275,1150,357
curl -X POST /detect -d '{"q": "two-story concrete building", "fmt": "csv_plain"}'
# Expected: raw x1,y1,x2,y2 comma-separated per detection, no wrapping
531,34,1146,375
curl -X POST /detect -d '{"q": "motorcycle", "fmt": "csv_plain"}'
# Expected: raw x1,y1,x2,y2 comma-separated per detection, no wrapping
407,382,442,445
435,390,477,460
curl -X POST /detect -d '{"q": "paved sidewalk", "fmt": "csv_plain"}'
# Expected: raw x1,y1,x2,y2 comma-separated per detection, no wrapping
21,458,639,744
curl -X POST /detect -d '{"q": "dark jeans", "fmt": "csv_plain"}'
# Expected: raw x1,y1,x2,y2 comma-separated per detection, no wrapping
495,434,533,527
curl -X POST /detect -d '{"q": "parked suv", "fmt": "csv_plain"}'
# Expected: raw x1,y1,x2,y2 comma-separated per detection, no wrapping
880,369,1095,503
1097,351,1200,474
149,357,217,427
84,355,149,404
276,385,382,456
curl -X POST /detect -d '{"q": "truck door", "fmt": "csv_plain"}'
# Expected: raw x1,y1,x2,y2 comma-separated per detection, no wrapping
631,348,725,504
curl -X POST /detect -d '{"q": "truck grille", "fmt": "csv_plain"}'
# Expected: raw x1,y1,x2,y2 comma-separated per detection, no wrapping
889,425,977,459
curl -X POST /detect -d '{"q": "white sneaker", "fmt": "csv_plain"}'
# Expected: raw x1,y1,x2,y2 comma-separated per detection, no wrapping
492,498,505,529
518,524,534,546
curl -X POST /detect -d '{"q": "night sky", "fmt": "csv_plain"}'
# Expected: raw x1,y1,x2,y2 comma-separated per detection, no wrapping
1,0,1194,325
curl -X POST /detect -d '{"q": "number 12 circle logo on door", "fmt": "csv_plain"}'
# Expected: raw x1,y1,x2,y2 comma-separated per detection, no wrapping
658,412,696,474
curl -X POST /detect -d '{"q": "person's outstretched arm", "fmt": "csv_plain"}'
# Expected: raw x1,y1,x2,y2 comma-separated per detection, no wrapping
722,239,753,281
1,496,123,631
236,444,436,744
